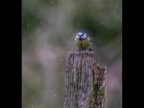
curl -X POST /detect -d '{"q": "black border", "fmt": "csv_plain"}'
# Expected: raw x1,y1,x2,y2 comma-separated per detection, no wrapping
123,0,144,107
1,0,21,108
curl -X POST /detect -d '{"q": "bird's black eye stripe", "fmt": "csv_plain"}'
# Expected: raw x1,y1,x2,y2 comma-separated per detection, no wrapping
80,33,84,36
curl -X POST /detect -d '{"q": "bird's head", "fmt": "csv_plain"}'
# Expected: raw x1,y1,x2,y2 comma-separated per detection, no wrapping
75,32,88,40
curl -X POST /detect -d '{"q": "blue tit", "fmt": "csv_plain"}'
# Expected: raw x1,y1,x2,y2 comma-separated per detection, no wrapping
74,32,92,51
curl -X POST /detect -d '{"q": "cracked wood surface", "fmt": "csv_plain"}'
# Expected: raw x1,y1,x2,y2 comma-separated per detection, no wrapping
64,51,106,108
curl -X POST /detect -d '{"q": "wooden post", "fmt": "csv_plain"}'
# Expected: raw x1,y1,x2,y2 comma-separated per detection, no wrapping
64,51,107,108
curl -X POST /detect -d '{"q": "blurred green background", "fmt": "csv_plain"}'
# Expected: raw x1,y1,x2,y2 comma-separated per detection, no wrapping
22,0,122,108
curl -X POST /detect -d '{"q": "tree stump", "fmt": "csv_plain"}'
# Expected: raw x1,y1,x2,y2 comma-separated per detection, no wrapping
64,51,107,108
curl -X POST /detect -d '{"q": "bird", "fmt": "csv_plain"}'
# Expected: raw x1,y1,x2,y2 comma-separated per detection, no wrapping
74,31,93,51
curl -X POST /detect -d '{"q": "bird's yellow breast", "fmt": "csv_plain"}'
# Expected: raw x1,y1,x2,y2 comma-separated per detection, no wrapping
75,37,91,50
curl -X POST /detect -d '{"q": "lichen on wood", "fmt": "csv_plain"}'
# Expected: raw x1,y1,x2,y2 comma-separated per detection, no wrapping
64,51,106,108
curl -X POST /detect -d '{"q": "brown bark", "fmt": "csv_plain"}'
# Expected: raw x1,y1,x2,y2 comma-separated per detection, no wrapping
64,51,106,108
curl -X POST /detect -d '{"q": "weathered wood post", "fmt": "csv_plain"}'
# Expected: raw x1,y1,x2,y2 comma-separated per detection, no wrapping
64,51,107,108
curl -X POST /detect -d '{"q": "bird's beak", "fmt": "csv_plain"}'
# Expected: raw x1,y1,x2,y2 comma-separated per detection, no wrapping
79,37,82,40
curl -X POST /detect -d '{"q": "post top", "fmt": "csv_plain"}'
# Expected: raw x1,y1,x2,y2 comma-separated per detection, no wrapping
67,51,96,55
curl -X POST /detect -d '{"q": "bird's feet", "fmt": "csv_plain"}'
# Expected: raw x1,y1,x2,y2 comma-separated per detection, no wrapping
88,48,93,51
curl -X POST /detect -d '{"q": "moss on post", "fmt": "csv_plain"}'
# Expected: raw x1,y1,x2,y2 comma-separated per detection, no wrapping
64,51,106,108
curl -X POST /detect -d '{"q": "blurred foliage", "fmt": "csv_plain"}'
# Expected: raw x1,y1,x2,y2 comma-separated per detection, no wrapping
72,0,122,47
22,0,122,108
41,0,59,6
22,0,122,47
22,12,41,34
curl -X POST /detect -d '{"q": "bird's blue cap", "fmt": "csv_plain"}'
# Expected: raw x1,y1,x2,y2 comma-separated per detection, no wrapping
77,31,87,36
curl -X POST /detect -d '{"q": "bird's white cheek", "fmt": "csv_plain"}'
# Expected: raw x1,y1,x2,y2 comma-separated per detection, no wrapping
76,35,80,39
81,34,87,39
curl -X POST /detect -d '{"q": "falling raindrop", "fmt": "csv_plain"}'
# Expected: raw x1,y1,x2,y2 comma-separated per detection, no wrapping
54,93,57,97
27,25,29,31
